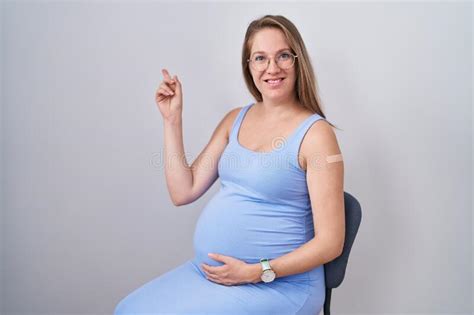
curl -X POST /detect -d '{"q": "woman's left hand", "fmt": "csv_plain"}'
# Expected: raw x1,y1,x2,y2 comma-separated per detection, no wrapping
201,253,260,286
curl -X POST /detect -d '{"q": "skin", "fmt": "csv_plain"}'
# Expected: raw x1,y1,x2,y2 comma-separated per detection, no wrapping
155,27,345,286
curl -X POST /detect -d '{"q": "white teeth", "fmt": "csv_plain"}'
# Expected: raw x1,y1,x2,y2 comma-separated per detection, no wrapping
266,79,283,83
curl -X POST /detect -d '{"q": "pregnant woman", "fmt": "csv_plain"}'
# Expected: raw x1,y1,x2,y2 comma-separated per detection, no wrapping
114,14,345,315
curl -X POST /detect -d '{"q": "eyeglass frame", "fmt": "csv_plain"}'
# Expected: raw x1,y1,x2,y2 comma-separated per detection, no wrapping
246,51,298,71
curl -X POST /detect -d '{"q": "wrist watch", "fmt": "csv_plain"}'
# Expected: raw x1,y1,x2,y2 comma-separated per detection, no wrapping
260,258,276,283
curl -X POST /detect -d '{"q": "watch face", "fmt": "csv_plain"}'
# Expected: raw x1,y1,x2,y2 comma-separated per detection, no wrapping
261,269,276,282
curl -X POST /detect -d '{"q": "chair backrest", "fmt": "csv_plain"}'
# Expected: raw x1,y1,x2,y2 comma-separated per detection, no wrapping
322,191,362,315
324,191,362,288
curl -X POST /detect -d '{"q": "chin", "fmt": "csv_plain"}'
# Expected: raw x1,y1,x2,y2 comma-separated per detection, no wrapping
262,91,292,100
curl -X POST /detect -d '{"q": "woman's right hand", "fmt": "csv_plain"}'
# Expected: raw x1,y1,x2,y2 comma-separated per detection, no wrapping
155,69,183,121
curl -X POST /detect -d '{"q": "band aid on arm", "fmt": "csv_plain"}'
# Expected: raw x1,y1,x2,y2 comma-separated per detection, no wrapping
326,153,343,163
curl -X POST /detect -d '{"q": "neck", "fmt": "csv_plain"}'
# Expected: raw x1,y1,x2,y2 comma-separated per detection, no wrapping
258,94,301,118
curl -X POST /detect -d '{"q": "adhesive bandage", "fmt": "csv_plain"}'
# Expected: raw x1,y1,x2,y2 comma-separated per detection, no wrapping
326,153,343,163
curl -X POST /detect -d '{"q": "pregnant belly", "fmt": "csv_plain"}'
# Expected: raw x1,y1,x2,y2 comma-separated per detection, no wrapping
192,190,308,269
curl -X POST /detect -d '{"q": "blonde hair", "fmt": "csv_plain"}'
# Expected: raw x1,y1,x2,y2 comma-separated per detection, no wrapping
241,14,339,129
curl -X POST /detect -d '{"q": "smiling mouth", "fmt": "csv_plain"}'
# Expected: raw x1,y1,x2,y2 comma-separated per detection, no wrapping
264,78,285,83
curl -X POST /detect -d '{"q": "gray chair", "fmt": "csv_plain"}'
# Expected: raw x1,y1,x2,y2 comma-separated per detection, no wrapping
322,191,362,315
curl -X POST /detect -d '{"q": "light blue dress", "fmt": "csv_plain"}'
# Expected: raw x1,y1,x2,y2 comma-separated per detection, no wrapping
114,103,326,315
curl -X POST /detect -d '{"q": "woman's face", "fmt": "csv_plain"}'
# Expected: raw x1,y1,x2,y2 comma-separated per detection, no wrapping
248,28,297,104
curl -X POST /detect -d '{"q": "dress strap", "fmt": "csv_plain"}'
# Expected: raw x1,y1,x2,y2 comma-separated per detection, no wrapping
287,114,326,171
229,103,254,143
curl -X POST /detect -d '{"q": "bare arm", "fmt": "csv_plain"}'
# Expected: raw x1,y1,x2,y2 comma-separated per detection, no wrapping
156,69,242,206
162,116,190,206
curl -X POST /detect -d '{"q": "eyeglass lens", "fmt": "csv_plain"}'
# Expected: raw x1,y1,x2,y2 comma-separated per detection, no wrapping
250,51,296,70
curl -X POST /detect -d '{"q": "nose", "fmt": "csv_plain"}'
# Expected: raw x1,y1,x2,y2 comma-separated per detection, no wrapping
266,57,281,74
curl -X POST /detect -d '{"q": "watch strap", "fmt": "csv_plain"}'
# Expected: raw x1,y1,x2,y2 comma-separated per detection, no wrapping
260,258,272,271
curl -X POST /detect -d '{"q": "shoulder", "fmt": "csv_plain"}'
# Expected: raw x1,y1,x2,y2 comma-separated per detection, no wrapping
299,118,341,170
306,118,337,142
224,106,244,122
213,106,244,141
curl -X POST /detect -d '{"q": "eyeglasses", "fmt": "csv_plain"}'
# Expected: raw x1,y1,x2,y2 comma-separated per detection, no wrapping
247,51,298,71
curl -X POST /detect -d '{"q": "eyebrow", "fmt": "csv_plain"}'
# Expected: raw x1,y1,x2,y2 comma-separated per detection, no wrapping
251,48,292,55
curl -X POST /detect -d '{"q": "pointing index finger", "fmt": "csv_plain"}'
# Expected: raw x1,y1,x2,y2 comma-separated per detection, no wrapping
162,69,172,80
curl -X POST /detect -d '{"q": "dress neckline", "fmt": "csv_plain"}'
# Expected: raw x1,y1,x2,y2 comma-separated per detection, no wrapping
235,103,318,155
